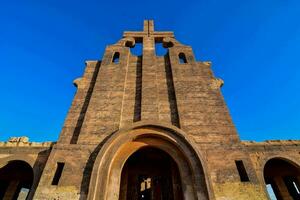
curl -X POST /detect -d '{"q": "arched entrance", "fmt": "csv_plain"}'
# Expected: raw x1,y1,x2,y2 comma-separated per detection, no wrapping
264,158,300,200
119,147,183,200
0,160,34,200
87,123,212,200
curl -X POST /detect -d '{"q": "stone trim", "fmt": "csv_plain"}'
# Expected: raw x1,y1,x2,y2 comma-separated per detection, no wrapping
242,140,300,146
0,141,55,147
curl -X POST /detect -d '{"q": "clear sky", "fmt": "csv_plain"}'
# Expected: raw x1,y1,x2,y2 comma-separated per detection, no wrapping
0,0,299,142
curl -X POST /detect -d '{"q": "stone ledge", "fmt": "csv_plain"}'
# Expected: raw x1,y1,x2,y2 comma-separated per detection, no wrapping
0,141,55,147
0,136,56,147
241,140,300,146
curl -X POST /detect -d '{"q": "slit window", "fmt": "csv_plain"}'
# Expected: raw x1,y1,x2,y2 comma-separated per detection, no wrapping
235,160,250,182
284,176,300,198
51,162,65,185
178,53,187,64
112,52,120,63
266,184,278,200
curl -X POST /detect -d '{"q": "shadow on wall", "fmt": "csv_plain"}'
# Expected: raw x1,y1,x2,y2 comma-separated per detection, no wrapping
79,131,116,200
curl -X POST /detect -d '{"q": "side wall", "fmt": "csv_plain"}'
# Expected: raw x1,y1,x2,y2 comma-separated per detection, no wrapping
33,143,97,199
245,140,300,199
0,142,52,199
202,143,269,200
199,141,300,200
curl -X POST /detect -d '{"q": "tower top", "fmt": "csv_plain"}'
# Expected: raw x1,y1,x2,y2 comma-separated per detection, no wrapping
123,20,174,40
143,20,154,34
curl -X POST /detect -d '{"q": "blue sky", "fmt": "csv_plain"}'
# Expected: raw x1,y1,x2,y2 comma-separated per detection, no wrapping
0,0,299,142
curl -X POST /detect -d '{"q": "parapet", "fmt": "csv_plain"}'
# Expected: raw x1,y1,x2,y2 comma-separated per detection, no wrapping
242,140,300,146
0,136,55,147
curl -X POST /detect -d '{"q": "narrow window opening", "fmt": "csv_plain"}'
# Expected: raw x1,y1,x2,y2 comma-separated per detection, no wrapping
51,162,65,185
235,160,250,182
112,52,120,64
293,181,300,194
266,184,278,200
139,176,152,199
178,53,187,64
284,176,300,199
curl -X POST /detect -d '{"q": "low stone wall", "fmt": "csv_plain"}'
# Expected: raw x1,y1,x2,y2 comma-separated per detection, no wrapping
0,141,54,147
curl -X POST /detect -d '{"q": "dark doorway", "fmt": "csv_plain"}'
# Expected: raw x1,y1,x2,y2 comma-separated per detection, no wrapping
0,160,34,200
119,147,183,200
264,158,300,200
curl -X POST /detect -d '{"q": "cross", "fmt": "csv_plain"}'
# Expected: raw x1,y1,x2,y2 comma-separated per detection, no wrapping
123,20,174,41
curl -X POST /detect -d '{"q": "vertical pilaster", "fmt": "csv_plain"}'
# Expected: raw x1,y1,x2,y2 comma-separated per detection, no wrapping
77,47,130,143
120,55,141,127
141,21,159,121
156,56,172,124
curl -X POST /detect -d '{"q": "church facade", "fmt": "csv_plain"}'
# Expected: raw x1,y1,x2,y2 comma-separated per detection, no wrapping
0,20,299,200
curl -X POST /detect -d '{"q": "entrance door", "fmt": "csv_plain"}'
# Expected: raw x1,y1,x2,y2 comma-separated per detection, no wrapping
119,148,183,200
